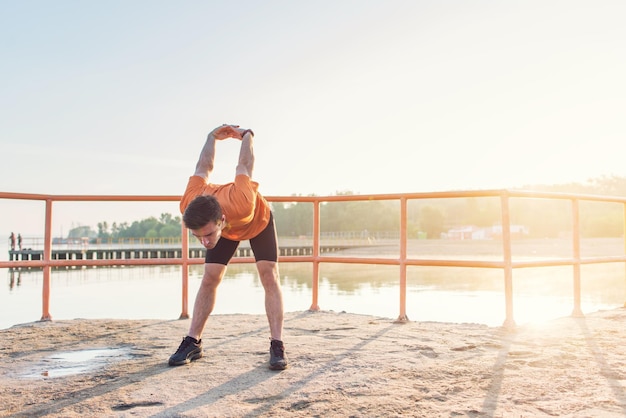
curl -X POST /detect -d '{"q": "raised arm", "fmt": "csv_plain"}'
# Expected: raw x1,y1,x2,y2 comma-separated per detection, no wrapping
235,130,255,178
193,125,241,180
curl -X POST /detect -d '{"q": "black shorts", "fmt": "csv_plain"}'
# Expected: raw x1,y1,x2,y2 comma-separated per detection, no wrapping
204,212,278,265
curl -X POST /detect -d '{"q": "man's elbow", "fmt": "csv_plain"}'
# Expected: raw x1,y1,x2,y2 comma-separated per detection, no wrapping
235,164,253,177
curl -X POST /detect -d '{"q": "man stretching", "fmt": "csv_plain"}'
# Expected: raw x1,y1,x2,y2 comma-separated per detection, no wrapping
169,124,287,370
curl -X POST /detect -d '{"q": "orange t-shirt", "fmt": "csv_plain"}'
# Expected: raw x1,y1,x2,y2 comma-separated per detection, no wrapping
180,174,271,241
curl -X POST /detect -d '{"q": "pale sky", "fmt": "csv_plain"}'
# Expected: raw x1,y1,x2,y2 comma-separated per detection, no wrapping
1,0,625,237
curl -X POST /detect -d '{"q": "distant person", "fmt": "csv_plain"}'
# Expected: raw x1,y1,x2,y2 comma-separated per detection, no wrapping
17,234,22,251
168,124,287,370
9,232,15,251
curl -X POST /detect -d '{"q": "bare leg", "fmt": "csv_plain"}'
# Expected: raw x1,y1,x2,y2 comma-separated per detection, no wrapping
187,263,226,340
256,260,284,341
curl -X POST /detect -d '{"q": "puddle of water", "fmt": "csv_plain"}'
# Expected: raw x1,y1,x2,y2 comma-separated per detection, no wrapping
21,347,132,378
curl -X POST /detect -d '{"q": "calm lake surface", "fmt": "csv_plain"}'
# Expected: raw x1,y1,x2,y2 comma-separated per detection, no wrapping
2,238,625,329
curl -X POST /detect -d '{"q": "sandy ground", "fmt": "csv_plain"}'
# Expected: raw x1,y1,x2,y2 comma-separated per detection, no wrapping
1,309,626,417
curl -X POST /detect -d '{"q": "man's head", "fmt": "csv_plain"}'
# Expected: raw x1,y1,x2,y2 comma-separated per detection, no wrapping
183,195,226,249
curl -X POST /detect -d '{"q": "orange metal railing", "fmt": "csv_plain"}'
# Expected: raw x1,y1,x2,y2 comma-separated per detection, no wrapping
2,189,626,327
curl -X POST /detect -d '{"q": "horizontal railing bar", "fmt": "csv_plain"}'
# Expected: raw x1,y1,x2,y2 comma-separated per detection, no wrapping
268,190,626,203
4,189,626,204
505,190,626,204
406,259,505,268
0,255,314,269
0,192,181,202
315,257,506,268
510,256,626,268
579,255,626,264
3,255,625,270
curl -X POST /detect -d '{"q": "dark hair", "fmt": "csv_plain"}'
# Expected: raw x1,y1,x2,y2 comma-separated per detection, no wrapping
183,195,223,230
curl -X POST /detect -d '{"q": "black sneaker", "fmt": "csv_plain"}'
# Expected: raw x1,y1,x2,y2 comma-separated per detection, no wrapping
269,339,288,370
168,336,203,366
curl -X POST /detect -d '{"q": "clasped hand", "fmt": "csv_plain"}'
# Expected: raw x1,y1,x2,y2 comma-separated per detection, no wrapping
210,124,250,140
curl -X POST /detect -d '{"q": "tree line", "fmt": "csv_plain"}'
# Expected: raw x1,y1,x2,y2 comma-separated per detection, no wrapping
68,175,626,240
273,175,626,239
68,213,183,240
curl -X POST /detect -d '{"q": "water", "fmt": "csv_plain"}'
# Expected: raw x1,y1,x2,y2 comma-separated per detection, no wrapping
3,238,625,329
19,347,132,378
2,260,624,330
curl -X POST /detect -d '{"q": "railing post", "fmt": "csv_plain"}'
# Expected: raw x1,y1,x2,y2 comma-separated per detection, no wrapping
309,200,320,311
571,199,583,317
396,197,409,322
500,192,515,328
179,223,190,319
624,203,626,308
41,198,53,322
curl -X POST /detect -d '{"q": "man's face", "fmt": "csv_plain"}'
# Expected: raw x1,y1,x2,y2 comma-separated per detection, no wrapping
191,216,225,249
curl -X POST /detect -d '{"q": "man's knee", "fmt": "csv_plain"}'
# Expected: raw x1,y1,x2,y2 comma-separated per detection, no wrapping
200,274,222,289
257,261,279,287
201,264,226,288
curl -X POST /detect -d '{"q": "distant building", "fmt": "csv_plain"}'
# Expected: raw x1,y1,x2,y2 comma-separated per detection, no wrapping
445,225,482,240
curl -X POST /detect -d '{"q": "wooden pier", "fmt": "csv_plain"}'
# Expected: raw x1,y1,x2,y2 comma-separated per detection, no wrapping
7,244,357,262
